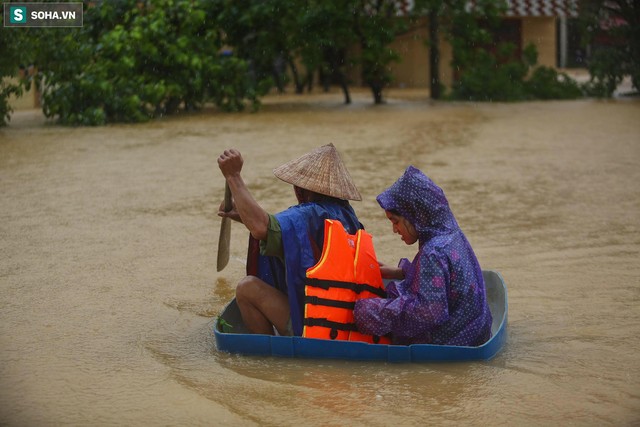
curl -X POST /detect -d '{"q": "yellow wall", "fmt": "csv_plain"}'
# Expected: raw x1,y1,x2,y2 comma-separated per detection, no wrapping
383,16,558,89
385,19,455,90
522,17,557,67
438,38,454,88
6,74,40,111
387,20,429,88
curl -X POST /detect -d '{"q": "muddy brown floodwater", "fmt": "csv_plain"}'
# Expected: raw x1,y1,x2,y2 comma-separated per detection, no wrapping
1,89,639,426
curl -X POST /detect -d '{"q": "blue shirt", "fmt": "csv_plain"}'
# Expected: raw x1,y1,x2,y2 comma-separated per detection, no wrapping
255,200,362,336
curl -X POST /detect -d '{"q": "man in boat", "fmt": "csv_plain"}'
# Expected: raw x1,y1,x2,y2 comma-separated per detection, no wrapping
217,144,364,336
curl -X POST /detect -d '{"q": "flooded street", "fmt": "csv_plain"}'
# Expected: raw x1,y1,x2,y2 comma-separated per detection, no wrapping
1,90,639,425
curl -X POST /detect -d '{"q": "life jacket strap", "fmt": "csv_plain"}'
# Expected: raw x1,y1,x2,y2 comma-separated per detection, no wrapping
306,278,387,298
304,296,356,310
303,317,359,331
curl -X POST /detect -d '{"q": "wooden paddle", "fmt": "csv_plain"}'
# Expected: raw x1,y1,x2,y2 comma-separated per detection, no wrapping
216,182,232,272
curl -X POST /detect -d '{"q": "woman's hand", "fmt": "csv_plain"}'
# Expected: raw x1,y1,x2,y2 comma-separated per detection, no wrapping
379,261,404,280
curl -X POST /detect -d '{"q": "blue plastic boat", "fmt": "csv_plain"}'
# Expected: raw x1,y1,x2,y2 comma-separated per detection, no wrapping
214,269,507,362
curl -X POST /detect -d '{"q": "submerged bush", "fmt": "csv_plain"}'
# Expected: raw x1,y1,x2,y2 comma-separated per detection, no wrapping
450,42,584,101
38,0,262,125
581,47,625,98
525,66,583,100
0,81,22,127
450,45,528,101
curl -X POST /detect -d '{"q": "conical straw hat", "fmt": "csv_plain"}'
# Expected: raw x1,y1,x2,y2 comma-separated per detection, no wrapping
273,143,362,201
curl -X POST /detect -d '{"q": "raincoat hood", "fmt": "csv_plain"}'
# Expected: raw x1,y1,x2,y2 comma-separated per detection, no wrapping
376,166,459,242
356,165,492,346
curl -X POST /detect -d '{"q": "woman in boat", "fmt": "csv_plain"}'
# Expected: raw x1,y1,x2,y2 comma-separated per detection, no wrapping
353,166,492,346
217,144,364,337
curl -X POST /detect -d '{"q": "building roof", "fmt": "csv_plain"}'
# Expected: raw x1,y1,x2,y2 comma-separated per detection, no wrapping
501,0,578,17
393,0,578,18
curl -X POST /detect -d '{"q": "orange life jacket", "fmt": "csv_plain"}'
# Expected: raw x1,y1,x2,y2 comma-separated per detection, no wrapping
303,219,391,344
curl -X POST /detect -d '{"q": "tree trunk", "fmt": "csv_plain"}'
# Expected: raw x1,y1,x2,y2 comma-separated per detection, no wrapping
429,11,441,100
337,72,351,104
323,48,351,103
288,57,304,94
370,83,384,104
305,69,314,92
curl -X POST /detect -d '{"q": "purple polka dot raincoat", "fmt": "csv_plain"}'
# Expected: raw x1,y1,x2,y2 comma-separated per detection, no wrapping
353,166,492,346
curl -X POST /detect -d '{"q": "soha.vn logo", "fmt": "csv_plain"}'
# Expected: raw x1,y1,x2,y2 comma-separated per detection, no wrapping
5,3,83,27
9,6,27,24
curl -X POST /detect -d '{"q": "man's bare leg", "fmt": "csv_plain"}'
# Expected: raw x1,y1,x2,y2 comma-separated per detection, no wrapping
236,275,290,335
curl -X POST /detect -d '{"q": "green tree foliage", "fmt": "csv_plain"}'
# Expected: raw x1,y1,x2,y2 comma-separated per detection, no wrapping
296,0,359,102
353,1,406,104
0,18,29,126
27,0,260,125
415,0,549,101
579,0,639,97
525,65,583,99
218,0,405,105
0,83,19,127
214,0,299,95
4,0,603,126
4,0,406,124
437,0,583,101
412,0,457,100
447,0,531,101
